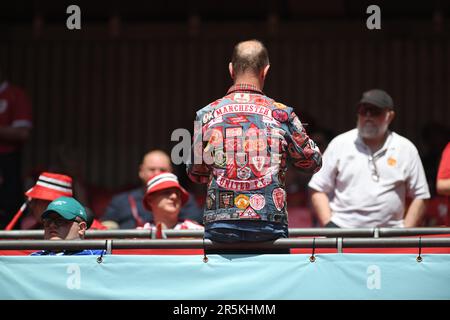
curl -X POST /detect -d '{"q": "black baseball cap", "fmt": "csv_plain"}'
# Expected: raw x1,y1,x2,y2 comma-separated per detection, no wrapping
358,89,394,109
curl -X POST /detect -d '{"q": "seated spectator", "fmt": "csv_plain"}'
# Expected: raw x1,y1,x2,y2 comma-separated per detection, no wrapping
31,196,105,256
141,172,203,238
101,150,203,229
5,171,105,230
6,172,73,230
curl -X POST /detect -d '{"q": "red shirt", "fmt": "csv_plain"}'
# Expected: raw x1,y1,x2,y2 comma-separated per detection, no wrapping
0,82,33,153
437,142,450,180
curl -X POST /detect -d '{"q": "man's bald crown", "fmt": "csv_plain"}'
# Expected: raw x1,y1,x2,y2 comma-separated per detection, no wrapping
231,40,269,75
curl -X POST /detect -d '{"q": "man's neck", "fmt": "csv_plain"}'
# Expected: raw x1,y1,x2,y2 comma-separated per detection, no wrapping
234,76,263,91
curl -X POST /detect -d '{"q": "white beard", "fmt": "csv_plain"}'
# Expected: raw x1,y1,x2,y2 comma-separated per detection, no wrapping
358,122,380,139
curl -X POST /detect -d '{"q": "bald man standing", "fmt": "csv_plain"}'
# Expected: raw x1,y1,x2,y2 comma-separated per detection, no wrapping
187,40,322,253
102,150,203,229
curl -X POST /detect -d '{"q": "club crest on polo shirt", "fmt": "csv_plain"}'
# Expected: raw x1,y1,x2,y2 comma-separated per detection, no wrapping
387,157,397,166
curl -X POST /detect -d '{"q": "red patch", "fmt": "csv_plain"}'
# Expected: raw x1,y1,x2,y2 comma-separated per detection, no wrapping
272,188,286,211
272,109,289,123
249,155,270,177
225,115,250,125
226,157,237,179
225,138,243,153
205,127,223,147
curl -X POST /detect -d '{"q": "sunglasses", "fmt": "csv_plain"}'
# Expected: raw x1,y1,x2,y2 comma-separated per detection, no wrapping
358,105,386,117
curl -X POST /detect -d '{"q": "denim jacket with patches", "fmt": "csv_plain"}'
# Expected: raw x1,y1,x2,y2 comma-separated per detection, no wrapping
187,84,322,228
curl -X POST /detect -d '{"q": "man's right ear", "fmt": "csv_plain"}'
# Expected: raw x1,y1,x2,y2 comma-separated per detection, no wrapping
262,64,270,79
228,62,234,79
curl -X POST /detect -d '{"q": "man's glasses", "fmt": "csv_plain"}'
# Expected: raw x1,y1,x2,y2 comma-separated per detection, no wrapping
358,105,386,117
42,217,81,227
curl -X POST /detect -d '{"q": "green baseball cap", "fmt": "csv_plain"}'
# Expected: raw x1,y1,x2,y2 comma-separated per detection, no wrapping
42,196,87,222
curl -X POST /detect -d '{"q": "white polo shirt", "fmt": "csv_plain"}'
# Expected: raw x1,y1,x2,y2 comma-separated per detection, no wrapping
308,129,430,228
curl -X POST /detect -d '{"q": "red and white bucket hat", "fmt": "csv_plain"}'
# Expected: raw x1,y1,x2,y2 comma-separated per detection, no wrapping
25,172,73,201
143,172,189,210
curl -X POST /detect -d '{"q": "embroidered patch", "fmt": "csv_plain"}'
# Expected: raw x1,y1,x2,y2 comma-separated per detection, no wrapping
272,109,289,123
206,193,216,210
218,191,234,209
249,156,270,177
249,194,265,210
225,115,250,125
234,194,250,209
291,114,304,132
235,152,248,168
202,111,214,124
272,188,286,211
216,174,272,191
226,127,243,137
206,127,223,147
244,138,267,153
233,93,251,103
225,138,243,153
239,207,261,219
214,148,227,167
237,167,252,180
273,102,287,109
292,131,307,146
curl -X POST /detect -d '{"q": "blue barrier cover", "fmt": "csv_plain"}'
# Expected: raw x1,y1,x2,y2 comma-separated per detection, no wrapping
0,254,449,299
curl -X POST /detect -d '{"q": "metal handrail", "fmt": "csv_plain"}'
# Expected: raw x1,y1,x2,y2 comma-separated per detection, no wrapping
0,227,449,239
1,237,450,250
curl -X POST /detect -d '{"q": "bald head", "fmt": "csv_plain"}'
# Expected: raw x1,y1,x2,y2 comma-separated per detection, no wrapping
231,40,270,76
138,150,173,184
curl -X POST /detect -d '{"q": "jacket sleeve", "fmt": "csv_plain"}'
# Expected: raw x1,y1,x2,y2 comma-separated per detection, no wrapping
186,112,211,184
285,111,322,174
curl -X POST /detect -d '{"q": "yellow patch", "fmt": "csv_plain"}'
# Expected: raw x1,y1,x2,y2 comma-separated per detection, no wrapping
274,102,287,109
234,194,250,209
387,157,397,166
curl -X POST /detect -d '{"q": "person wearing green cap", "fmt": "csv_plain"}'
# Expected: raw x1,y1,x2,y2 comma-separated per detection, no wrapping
31,196,106,256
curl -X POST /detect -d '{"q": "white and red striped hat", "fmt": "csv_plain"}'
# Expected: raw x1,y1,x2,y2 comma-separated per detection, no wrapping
25,172,73,201
143,172,189,210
